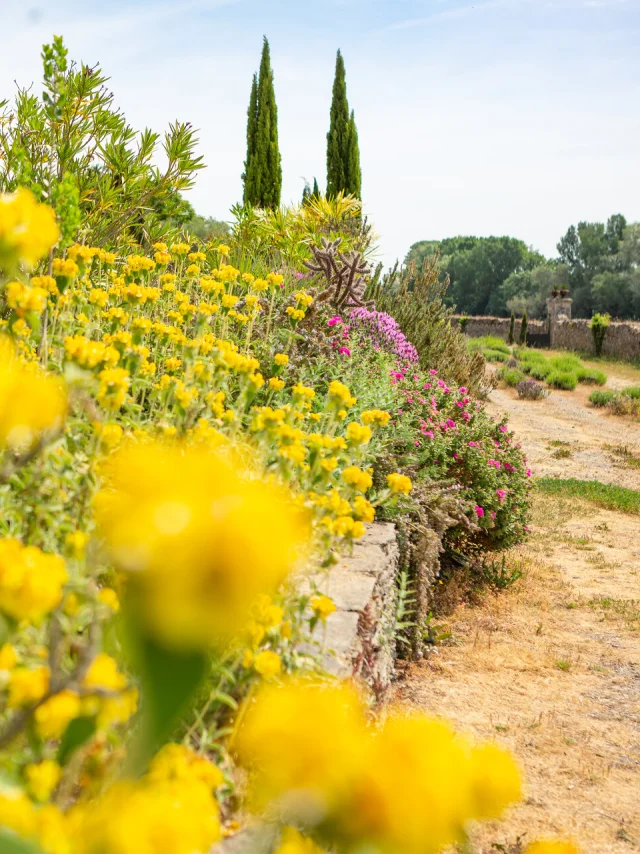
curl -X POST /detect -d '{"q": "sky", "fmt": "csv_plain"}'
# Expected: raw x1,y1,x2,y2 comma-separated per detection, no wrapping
1,0,639,267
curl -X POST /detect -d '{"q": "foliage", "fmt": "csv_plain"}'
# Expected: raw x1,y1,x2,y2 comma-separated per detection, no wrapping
242,38,282,209
590,312,610,356
518,310,528,346
575,367,606,386
509,349,607,394
326,51,361,199
508,312,515,344
303,238,372,310
515,380,548,400
405,236,544,316
499,367,526,387
546,370,577,391
589,389,615,407
536,478,640,514
366,256,492,397
0,37,204,248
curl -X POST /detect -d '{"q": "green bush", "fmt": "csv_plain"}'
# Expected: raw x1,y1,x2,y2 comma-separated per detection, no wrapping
499,367,526,387
546,370,578,390
622,385,640,399
483,348,509,363
470,335,510,354
576,368,607,386
589,389,615,407
528,363,552,381
549,354,583,373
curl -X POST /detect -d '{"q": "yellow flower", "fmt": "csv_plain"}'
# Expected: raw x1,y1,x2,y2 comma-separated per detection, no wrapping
97,587,120,612
310,595,336,621
328,380,356,408
386,473,413,495
525,842,580,854
97,367,130,410
67,778,221,854
216,244,231,255
0,642,18,671
341,466,373,492
269,377,285,391
360,409,391,427
0,188,60,269
242,649,254,668
346,423,372,446
292,383,315,401
147,743,224,791
274,353,289,366
353,495,375,523
94,440,310,647
254,650,282,679
34,690,81,739
0,337,67,453
83,653,126,693
5,280,48,316
0,788,37,841
99,423,124,450
52,257,79,278
25,760,62,802
275,827,326,854
469,742,522,819
8,666,50,708
64,531,88,560
0,538,67,623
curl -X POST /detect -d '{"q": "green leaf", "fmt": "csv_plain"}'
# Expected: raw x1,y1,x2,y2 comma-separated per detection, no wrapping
129,631,207,771
0,830,41,854
58,716,96,765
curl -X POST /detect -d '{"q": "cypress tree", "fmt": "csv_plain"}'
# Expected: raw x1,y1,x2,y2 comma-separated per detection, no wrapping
312,177,320,197
242,73,258,205
519,311,528,346
326,50,361,198
242,37,282,208
302,182,311,204
346,109,361,198
508,311,515,345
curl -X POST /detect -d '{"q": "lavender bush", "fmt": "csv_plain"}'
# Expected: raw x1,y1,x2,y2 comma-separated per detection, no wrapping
349,307,419,363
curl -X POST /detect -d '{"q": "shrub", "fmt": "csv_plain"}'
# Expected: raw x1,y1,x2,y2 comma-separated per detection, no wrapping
589,389,615,407
518,310,528,346
508,312,515,345
622,385,640,399
499,367,526,387
528,363,552,381
549,354,583,373
608,395,640,417
483,348,509,363
576,367,607,386
590,312,610,357
546,370,578,390
516,380,549,400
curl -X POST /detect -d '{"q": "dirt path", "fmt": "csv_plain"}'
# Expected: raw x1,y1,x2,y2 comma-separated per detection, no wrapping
393,367,640,853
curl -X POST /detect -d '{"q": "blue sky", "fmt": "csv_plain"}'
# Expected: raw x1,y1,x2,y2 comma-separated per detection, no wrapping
1,0,639,266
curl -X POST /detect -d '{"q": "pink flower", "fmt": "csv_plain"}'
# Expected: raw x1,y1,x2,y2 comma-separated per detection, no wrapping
490,511,497,521
475,506,485,517
458,387,468,394
328,316,343,327
526,468,532,477
423,383,432,389
463,412,471,421
424,430,434,439
496,489,506,503
429,369,438,375
338,347,351,356
468,441,478,448
499,425,508,433
446,419,455,429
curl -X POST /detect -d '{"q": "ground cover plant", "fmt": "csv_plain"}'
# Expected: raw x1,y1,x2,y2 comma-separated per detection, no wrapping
536,478,640,514
0,37,570,854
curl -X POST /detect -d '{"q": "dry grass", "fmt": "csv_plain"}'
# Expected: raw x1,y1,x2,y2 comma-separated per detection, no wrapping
392,493,640,854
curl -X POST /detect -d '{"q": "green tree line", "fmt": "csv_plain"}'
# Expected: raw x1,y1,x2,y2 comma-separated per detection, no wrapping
406,214,640,320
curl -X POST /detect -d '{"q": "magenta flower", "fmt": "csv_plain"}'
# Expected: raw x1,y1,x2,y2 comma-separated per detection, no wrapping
475,506,485,517
429,369,438,375
338,347,351,356
496,489,506,503
499,425,508,433
328,316,343,327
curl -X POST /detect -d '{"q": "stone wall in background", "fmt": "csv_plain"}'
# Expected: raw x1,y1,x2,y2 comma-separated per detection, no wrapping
451,315,546,340
552,318,640,361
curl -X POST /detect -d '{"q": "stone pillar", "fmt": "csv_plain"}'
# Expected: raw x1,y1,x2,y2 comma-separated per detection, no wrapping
546,297,572,348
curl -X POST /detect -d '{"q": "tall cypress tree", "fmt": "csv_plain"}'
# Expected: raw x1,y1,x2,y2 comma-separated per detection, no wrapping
242,37,282,208
326,50,361,199
242,73,258,204
312,177,320,197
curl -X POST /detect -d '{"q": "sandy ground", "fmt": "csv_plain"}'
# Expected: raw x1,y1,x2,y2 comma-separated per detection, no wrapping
392,362,640,854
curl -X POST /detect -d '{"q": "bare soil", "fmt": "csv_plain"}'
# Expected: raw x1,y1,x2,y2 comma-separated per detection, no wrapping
392,362,640,854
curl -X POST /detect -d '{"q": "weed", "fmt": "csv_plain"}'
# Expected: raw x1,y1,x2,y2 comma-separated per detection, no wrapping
555,659,572,671
477,555,524,590
551,448,572,459
536,478,640,514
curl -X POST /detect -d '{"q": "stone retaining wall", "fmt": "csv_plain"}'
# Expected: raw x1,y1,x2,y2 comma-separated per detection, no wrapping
552,318,640,361
451,315,546,341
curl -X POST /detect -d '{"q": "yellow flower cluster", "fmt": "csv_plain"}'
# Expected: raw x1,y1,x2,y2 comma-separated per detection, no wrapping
0,188,60,269
94,439,310,647
0,337,67,454
235,678,522,854
0,538,67,623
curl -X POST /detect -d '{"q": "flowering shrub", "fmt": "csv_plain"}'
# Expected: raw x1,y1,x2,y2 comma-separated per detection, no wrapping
0,170,540,851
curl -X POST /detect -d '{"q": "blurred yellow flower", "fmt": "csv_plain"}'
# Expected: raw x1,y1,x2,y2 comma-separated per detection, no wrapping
8,666,50,708
0,538,67,623
25,760,61,802
0,642,18,670
34,689,81,739
310,595,336,621
0,188,59,269
64,530,88,560
254,650,282,679
341,466,373,492
97,587,120,612
94,440,310,647
0,337,67,454
387,473,413,495
525,842,580,854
